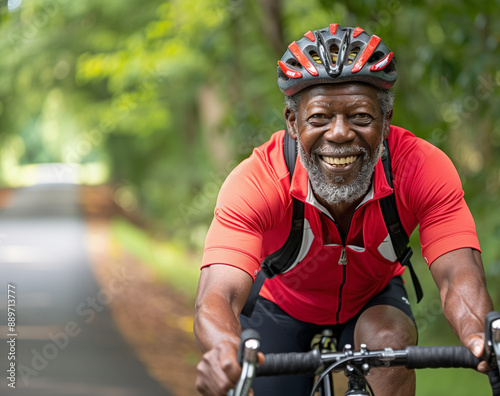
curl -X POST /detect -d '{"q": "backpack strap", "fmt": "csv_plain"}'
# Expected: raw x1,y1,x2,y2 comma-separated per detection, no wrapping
241,134,423,318
380,139,423,303
242,132,304,317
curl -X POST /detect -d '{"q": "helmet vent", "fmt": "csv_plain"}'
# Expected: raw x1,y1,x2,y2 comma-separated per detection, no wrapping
310,51,322,64
287,59,301,68
347,48,360,64
329,45,339,65
384,60,396,75
278,68,289,81
368,51,385,63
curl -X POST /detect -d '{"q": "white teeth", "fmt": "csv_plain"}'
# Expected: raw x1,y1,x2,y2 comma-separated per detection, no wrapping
322,156,358,167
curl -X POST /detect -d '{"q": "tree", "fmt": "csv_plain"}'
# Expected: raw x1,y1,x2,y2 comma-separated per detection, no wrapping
0,0,498,301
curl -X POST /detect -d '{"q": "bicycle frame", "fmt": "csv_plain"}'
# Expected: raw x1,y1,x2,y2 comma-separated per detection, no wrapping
310,329,336,396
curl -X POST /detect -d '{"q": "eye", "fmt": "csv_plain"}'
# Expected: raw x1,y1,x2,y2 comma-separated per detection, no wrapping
351,113,373,125
308,113,330,125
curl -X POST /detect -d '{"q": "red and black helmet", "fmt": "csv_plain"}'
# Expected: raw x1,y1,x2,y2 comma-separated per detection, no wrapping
277,24,397,96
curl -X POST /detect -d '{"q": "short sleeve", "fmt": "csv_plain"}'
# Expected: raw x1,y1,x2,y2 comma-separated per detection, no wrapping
397,138,480,266
201,135,292,279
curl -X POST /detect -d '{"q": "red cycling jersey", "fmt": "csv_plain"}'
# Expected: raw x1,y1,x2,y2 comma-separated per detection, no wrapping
202,126,480,324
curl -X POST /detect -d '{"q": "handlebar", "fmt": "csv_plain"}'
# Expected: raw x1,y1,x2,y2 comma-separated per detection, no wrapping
257,345,481,376
230,310,500,396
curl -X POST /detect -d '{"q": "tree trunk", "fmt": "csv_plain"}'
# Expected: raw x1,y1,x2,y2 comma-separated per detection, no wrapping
198,85,233,171
257,0,284,58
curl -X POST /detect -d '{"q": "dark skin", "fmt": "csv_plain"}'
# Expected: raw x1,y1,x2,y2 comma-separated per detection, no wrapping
194,83,493,396
195,265,255,396
285,83,390,234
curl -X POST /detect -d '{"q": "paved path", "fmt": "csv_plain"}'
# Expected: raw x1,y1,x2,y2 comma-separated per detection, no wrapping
0,183,172,395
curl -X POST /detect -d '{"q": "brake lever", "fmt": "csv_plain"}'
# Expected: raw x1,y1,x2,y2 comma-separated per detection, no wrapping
228,329,261,396
485,311,500,371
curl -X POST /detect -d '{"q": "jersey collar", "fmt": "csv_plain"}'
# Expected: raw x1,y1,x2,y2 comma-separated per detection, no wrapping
289,154,394,215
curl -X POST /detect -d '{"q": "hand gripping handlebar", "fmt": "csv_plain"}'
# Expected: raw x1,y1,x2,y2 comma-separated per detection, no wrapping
227,329,261,396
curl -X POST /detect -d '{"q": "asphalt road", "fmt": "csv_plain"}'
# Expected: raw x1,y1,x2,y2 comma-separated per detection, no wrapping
0,183,172,395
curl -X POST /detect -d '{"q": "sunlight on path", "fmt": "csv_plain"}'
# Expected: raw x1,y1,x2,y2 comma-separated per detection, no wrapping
0,182,172,395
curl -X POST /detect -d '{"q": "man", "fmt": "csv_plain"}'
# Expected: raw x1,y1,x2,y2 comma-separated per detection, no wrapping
194,24,493,396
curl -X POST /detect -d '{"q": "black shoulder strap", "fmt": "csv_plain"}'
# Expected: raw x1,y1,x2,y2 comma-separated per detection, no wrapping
283,128,298,176
242,135,423,318
242,132,304,317
380,139,423,303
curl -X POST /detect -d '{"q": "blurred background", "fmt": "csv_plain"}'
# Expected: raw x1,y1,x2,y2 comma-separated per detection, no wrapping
0,0,499,395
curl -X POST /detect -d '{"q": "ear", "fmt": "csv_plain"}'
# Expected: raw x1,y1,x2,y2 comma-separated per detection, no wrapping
284,108,298,140
383,109,393,139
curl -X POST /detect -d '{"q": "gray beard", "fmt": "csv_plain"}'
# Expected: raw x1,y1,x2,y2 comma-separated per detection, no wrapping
297,135,384,206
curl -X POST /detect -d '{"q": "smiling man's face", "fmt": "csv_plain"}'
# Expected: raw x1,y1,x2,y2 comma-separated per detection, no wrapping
286,83,390,206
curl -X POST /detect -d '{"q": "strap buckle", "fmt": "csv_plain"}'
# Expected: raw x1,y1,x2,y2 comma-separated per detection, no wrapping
399,247,413,267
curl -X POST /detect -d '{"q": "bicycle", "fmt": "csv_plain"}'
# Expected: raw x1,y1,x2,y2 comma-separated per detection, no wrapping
229,311,500,396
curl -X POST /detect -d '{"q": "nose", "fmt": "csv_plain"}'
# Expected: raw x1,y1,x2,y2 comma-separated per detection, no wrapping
324,115,356,143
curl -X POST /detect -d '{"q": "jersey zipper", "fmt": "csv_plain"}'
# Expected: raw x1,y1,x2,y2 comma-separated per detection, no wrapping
315,185,382,323
334,215,354,324
338,246,347,265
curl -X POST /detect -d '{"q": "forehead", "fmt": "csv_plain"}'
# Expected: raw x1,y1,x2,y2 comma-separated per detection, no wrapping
299,83,379,110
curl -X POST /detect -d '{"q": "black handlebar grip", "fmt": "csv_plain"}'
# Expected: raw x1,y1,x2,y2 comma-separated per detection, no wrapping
257,349,322,377
240,329,261,343
406,345,480,370
488,370,500,396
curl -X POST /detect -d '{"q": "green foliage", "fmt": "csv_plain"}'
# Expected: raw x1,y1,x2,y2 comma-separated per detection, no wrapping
1,0,499,358
416,369,490,396
1,1,499,392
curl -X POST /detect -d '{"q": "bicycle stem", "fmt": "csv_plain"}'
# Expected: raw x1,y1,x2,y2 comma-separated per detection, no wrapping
319,348,409,369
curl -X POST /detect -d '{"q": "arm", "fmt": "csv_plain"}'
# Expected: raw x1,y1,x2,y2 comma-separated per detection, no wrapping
194,264,254,395
430,248,494,370
193,134,289,394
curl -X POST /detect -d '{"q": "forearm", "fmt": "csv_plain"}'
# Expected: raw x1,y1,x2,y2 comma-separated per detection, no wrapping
193,264,253,352
432,249,494,347
194,265,254,395
194,292,242,353
439,267,493,344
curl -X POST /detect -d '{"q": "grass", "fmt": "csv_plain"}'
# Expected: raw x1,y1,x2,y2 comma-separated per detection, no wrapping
416,368,490,395
110,217,200,302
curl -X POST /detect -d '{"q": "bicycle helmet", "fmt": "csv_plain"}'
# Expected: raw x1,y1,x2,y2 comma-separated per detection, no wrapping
277,24,397,96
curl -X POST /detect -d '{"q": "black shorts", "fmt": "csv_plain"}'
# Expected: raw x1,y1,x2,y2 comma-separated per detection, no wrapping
240,276,416,395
